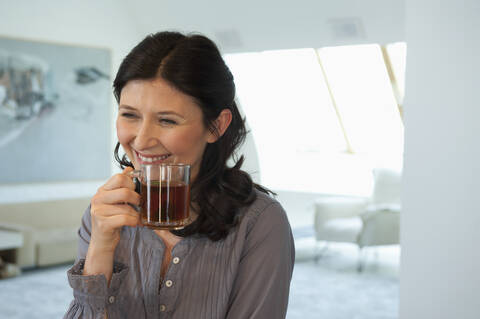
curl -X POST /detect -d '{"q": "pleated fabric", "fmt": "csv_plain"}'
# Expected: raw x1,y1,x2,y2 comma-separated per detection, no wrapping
64,190,295,319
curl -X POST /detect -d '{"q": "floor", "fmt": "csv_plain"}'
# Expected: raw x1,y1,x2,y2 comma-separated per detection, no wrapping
0,236,400,319
289,238,400,319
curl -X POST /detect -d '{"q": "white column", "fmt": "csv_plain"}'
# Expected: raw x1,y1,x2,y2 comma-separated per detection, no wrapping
401,1,480,318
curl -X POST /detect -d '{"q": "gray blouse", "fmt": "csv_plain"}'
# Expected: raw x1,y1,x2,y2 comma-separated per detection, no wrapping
64,190,295,319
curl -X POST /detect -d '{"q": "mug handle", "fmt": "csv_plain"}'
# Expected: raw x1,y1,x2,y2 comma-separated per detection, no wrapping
126,169,142,180
126,170,142,212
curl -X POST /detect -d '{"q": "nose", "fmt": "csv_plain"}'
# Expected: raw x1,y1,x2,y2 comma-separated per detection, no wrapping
134,120,160,150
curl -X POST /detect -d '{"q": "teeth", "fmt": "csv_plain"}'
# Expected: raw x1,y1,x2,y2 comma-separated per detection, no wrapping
138,153,170,162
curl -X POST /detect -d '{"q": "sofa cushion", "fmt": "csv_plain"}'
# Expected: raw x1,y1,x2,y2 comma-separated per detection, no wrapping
36,239,77,267
0,198,90,229
0,198,89,268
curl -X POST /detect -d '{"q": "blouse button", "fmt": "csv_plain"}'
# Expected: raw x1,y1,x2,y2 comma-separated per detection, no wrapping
108,296,115,304
172,257,180,264
160,305,166,312
165,280,173,287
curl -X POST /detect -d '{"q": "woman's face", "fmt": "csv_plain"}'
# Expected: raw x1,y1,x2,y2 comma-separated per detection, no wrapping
117,78,216,182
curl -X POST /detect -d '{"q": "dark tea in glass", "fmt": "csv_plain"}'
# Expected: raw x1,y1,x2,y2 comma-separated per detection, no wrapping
140,181,190,229
129,163,191,230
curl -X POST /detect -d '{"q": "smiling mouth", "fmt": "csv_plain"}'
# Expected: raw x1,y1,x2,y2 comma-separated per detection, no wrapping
135,151,171,163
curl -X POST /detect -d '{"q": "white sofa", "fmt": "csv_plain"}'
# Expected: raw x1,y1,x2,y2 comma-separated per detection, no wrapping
0,198,90,268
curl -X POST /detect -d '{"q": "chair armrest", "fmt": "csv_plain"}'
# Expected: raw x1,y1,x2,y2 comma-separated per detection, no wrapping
314,197,369,230
358,206,401,247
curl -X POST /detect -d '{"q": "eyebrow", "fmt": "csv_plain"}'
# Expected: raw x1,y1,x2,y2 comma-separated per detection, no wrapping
119,105,185,119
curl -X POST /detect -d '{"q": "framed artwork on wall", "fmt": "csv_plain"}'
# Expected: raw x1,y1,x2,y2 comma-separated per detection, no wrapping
0,36,111,183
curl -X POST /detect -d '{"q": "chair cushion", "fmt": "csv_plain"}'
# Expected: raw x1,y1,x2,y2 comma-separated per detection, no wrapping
317,216,362,243
314,196,369,219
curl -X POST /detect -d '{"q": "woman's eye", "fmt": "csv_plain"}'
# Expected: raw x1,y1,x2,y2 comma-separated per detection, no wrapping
121,113,137,118
160,118,177,125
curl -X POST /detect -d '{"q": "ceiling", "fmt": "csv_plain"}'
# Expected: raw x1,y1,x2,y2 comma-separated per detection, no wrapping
121,0,405,53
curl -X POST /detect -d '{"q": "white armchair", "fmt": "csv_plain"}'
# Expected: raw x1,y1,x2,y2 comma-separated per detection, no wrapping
313,168,401,271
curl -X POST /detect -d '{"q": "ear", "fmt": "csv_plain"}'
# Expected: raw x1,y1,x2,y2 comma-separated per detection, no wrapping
207,109,233,143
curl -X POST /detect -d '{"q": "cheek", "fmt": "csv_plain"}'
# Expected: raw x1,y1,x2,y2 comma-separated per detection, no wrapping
167,128,208,158
116,121,132,148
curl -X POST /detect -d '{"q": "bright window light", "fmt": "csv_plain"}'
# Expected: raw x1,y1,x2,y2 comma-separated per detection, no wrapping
318,44,404,168
224,44,404,196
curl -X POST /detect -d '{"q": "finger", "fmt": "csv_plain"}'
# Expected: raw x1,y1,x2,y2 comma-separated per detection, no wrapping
109,214,140,228
91,204,140,219
102,168,136,191
93,188,141,206
95,213,140,231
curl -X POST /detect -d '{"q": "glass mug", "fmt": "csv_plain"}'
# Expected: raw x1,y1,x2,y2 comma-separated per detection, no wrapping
128,163,191,230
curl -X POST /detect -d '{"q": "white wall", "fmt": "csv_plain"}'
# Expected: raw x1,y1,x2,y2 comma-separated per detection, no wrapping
0,1,142,202
0,1,142,64
400,1,480,318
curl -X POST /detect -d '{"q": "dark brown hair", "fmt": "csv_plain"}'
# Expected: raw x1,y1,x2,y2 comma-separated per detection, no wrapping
113,31,274,241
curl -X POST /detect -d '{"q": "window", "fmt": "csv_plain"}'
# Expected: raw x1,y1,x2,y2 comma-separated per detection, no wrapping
224,42,406,196
385,42,407,105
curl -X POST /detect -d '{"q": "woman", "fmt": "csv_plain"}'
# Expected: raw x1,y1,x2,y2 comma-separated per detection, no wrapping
64,31,295,319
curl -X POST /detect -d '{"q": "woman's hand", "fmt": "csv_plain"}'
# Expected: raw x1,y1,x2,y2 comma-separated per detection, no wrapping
89,167,141,253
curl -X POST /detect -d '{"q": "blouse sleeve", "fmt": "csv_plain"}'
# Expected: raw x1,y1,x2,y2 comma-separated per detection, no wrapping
63,205,129,319
226,201,295,319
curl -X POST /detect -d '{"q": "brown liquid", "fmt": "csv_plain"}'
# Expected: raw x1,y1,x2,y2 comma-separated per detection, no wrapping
140,181,190,229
